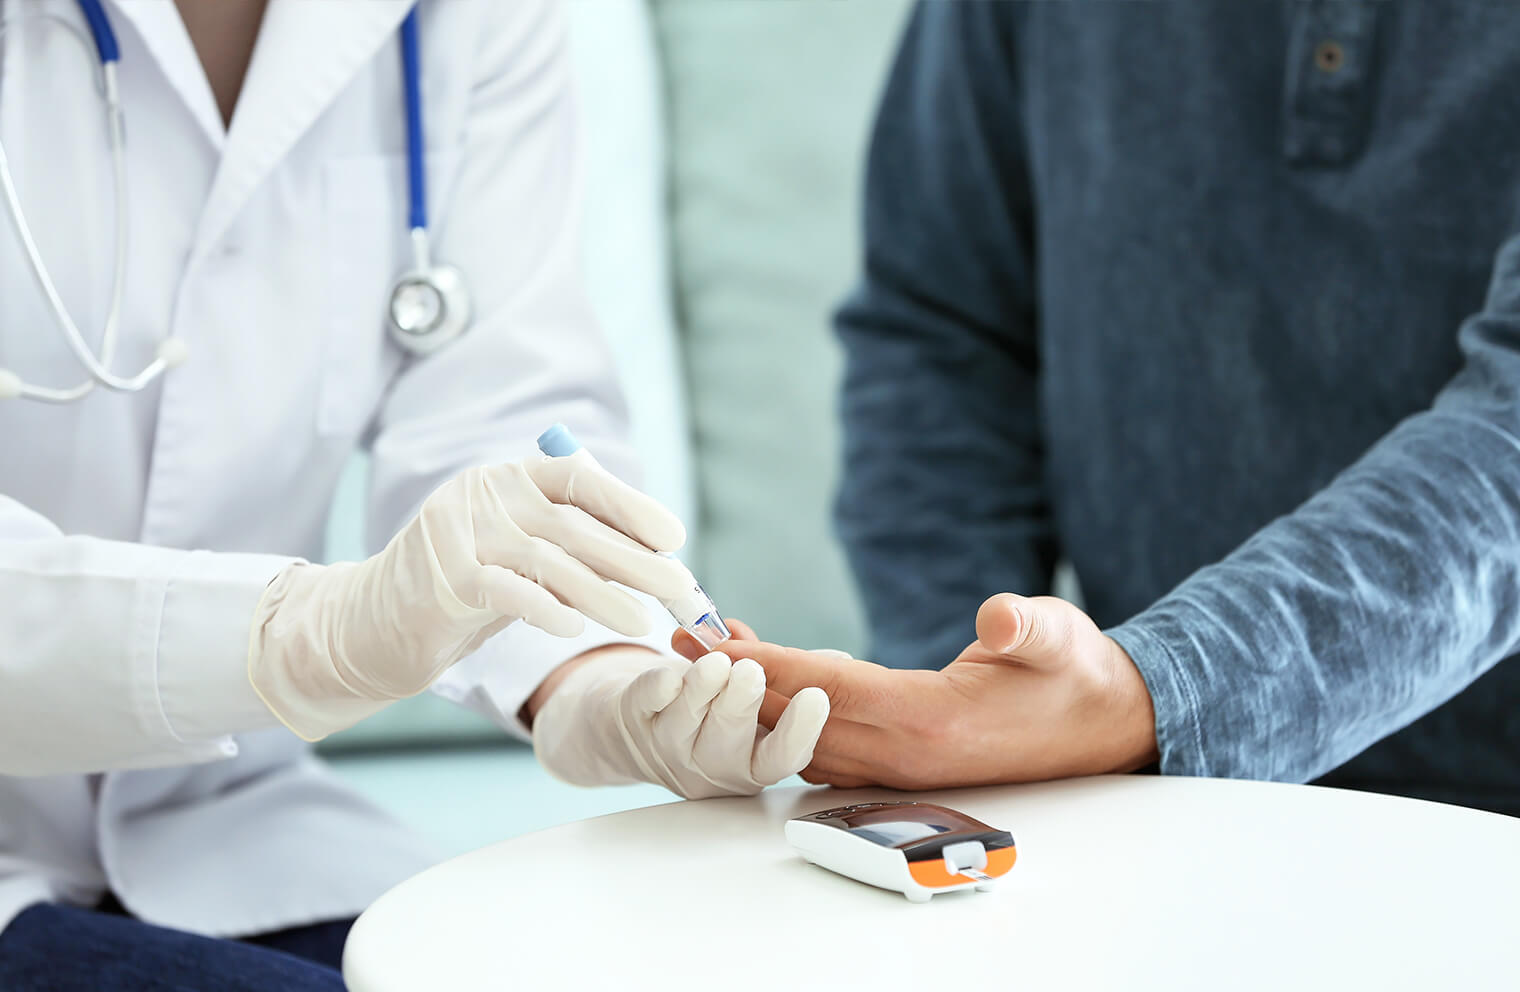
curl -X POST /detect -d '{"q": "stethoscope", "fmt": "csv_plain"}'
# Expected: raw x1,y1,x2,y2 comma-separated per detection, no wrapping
0,0,470,404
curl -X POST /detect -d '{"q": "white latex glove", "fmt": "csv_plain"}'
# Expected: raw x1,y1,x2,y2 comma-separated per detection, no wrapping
247,452,694,740
532,648,831,799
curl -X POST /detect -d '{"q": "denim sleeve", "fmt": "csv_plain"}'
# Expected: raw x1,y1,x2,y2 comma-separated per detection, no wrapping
1110,235,1520,782
836,2,1056,671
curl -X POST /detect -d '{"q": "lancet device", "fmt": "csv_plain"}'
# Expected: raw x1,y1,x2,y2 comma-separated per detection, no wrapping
786,801,1017,903
535,424,731,650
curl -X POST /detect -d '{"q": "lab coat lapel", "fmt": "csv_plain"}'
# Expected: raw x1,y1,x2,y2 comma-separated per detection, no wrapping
190,0,415,260
106,0,224,148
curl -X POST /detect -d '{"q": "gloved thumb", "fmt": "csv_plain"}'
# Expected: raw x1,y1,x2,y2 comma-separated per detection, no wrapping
975,593,1077,670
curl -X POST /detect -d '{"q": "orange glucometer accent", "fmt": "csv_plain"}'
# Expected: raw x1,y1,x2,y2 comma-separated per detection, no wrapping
785,801,1017,903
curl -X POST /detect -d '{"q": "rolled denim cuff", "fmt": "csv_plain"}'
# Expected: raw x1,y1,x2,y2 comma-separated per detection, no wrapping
1107,613,1213,779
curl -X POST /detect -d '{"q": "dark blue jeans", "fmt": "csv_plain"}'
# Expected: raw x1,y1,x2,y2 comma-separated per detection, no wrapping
0,898,354,991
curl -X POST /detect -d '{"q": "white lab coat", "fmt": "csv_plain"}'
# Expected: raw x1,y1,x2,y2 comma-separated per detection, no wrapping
0,0,666,937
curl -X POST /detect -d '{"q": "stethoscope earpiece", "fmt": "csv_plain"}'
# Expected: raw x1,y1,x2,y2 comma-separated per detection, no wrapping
157,337,189,368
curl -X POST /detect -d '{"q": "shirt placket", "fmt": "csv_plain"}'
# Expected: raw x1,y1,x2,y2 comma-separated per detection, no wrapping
1282,0,1383,168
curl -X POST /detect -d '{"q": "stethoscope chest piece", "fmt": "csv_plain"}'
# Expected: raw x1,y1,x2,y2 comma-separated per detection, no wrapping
388,262,471,355
386,9,471,358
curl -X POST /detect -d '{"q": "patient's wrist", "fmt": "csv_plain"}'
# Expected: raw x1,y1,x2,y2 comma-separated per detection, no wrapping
1102,638,1161,772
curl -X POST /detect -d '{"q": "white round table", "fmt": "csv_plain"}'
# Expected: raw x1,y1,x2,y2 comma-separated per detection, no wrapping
343,776,1520,991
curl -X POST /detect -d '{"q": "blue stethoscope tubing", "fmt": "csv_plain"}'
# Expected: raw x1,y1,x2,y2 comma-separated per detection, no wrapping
75,0,118,62
0,0,469,404
400,10,426,233
388,7,471,355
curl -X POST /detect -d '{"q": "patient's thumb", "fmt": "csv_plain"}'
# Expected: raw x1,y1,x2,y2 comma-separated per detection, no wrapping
976,593,1073,669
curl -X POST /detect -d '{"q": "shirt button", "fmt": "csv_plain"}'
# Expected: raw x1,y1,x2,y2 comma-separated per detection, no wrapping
1314,40,1345,73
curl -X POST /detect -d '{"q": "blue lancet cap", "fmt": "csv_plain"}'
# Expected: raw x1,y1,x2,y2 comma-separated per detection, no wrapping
536,423,583,458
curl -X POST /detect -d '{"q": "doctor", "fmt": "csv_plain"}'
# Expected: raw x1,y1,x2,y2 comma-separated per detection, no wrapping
0,1,826,988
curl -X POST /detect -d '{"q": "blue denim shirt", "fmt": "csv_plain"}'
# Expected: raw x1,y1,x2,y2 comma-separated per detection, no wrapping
836,1,1520,815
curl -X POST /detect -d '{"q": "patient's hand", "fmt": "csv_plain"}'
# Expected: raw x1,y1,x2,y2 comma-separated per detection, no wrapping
676,595,1159,790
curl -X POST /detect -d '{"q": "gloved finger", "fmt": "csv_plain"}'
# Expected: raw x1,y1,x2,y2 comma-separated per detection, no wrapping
474,566,584,638
750,686,829,784
524,502,693,603
623,663,686,722
523,451,687,553
472,469,666,632
651,652,731,759
511,537,652,638
691,658,768,783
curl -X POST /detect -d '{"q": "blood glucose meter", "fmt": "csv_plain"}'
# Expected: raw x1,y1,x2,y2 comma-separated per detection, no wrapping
785,801,1017,903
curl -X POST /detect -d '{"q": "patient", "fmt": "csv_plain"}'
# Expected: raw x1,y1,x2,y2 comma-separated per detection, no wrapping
677,2,1520,812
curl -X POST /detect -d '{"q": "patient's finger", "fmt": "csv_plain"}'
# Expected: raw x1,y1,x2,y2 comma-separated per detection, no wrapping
670,617,760,662
759,688,791,729
777,708,887,783
802,767,872,790
798,750,877,786
715,639,869,705
671,628,706,661
761,687,880,735
726,618,759,641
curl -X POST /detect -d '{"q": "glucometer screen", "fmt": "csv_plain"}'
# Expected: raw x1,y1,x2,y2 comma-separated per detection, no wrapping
799,802,1015,862
846,820,951,848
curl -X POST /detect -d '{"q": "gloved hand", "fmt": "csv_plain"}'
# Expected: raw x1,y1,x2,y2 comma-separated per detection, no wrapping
247,451,694,741
531,647,830,799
